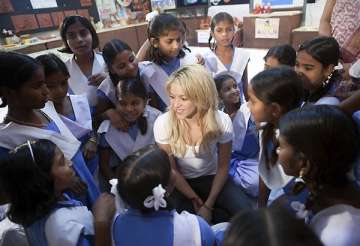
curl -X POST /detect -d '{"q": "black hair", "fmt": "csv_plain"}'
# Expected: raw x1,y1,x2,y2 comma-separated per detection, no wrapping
223,206,323,246
297,36,341,103
214,72,240,110
102,39,134,84
0,139,58,226
251,66,304,168
59,15,99,54
116,78,148,135
116,145,172,213
36,53,70,77
148,14,189,64
279,105,359,195
264,44,296,67
208,12,234,51
0,52,42,108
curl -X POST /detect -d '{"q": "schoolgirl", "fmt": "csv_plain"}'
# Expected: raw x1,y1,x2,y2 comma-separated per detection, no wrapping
103,145,216,246
204,12,250,103
263,44,296,69
0,139,94,246
214,73,259,198
246,67,303,206
60,15,106,107
97,78,160,188
95,39,140,130
140,13,198,112
295,36,342,105
36,53,98,175
277,105,360,246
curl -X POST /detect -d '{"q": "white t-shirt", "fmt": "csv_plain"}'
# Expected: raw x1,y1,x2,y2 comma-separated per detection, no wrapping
310,204,360,246
154,110,233,179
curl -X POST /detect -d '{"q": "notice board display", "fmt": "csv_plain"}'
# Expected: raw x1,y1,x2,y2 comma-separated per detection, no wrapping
0,0,100,35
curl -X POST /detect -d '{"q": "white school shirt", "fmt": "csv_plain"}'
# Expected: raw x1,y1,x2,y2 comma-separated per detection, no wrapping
258,127,292,190
204,48,250,103
310,204,360,246
97,75,117,105
66,52,106,106
315,96,340,105
154,110,234,179
140,51,198,107
60,94,93,140
97,106,161,161
45,206,94,246
0,101,80,160
232,103,251,152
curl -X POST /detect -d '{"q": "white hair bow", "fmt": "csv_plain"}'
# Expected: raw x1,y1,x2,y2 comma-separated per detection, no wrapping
109,179,127,214
143,184,167,211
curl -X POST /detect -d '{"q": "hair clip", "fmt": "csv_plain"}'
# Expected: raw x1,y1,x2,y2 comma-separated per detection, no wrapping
143,184,167,211
27,140,35,163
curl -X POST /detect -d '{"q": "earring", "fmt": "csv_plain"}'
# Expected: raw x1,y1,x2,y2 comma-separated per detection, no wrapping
293,169,306,195
322,72,333,87
276,147,280,155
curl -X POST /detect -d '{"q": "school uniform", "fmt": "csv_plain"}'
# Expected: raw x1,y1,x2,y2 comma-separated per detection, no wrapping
256,127,293,205
309,204,360,246
258,128,293,192
112,209,215,246
140,51,198,111
229,103,259,197
60,94,98,175
25,195,94,246
66,52,105,107
97,105,161,164
204,48,250,103
97,75,117,106
315,96,340,105
0,101,100,207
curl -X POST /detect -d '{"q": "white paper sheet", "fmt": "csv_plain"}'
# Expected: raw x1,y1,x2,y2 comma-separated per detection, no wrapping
30,0,57,9
255,18,280,39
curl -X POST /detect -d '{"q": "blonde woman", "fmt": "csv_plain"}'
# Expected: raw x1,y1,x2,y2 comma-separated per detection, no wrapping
154,65,253,223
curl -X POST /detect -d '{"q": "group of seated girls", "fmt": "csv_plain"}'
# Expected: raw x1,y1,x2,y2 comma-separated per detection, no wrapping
0,11,360,246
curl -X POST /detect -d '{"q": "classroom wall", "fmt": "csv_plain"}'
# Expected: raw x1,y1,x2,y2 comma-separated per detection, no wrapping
0,0,100,35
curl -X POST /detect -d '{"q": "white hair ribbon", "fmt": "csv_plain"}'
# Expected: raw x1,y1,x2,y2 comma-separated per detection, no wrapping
109,179,128,214
143,184,167,211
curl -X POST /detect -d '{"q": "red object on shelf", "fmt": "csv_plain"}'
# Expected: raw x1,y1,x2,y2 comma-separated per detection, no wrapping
254,4,261,14
265,3,272,13
260,4,265,14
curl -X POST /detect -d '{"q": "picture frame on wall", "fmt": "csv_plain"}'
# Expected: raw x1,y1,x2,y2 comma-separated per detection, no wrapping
150,0,176,11
250,0,305,11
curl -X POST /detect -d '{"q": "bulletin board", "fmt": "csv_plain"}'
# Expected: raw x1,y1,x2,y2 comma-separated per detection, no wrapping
0,0,100,35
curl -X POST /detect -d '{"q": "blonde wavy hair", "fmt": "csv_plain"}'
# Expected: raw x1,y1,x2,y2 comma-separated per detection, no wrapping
166,64,222,157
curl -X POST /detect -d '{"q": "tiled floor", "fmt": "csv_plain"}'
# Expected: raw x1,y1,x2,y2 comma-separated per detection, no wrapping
0,48,267,122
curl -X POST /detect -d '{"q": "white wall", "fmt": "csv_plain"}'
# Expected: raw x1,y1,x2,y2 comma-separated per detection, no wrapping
305,0,326,27
208,0,326,27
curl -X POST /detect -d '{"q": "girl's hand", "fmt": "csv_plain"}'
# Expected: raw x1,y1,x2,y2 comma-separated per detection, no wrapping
191,196,204,212
195,54,205,65
106,109,130,131
93,193,116,223
83,139,97,160
69,177,88,196
93,193,115,246
197,205,212,223
88,72,107,87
